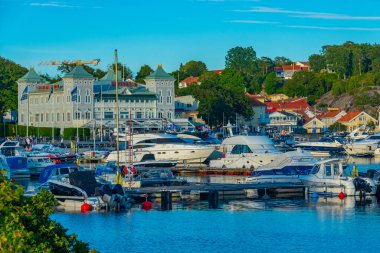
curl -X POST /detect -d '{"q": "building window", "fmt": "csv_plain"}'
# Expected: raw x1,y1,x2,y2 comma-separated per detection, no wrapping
67,90,70,103
167,112,172,119
46,113,49,122
104,112,113,119
62,112,65,122
85,111,91,120
75,111,81,120
159,90,163,104
121,112,129,119
67,112,71,121
21,114,24,123
167,90,172,104
78,89,81,103
85,89,91,104
158,112,163,118
56,113,60,122
35,114,40,122
136,112,142,119
41,114,44,122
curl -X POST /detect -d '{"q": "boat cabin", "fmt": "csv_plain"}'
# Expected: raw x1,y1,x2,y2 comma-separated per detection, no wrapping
309,159,345,179
0,140,20,156
39,164,81,184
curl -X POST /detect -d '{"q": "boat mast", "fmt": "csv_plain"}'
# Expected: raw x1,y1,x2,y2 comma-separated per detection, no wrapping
129,108,132,164
115,49,120,170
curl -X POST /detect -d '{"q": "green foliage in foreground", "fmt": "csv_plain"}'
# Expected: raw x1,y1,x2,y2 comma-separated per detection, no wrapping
0,177,94,252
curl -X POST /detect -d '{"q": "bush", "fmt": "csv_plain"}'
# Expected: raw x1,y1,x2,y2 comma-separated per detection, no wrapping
63,128,91,140
0,176,92,252
0,124,60,137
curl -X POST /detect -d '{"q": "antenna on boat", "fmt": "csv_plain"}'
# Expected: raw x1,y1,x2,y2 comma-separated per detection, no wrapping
115,49,120,172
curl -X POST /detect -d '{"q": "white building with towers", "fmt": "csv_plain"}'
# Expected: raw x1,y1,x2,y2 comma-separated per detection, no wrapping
17,64,175,132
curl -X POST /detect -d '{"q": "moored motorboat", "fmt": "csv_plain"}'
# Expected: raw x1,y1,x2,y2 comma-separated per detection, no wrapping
209,135,282,169
294,137,345,155
299,158,376,196
344,133,380,157
107,133,215,164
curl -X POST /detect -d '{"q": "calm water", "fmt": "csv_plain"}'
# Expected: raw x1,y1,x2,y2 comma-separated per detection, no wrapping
52,197,380,253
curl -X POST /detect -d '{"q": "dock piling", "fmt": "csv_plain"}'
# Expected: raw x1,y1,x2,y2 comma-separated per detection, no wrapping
161,191,172,210
208,190,219,209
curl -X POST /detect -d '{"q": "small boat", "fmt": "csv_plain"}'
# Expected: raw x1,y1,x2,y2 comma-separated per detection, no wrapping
39,164,130,210
344,133,380,157
0,139,20,157
97,168,187,189
294,137,345,155
244,149,315,184
5,156,30,178
300,158,376,196
27,156,54,176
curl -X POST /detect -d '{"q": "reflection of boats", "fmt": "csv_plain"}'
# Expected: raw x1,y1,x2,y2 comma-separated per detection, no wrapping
344,133,380,157
300,158,376,196
107,133,215,164
244,149,316,184
294,137,345,155
209,135,282,169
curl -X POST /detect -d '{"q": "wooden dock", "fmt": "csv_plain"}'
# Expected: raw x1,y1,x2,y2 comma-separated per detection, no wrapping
125,182,306,209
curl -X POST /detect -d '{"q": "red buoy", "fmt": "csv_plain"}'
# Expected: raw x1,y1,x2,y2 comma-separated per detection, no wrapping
142,201,152,211
81,203,91,213
338,192,346,200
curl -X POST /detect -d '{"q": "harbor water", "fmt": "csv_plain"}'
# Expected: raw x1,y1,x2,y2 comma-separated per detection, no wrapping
52,197,380,253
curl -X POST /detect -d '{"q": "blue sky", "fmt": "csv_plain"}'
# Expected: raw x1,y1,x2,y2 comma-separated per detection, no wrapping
1,0,380,76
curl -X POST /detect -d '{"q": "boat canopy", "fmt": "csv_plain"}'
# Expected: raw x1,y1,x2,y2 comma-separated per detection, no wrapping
39,164,80,184
222,136,274,146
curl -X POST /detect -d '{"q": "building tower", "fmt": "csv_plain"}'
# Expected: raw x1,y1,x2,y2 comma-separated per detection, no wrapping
17,67,46,126
62,65,95,128
145,65,175,119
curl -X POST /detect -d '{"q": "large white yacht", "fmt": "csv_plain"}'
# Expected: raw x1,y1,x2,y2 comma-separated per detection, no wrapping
106,133,215,163
344,133,380,157
209,135,282,169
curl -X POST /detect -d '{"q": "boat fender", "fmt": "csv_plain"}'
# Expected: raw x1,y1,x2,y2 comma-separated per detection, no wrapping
142,201,152,211
81,203,91,213
338,192,346,200
311,192,319,199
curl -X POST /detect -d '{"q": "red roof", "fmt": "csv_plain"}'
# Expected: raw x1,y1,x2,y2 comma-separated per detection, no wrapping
213,69,224,75
282,65,309,71
338,111,361,122
318,110,342,118
264,98,310,113
180,76,199,84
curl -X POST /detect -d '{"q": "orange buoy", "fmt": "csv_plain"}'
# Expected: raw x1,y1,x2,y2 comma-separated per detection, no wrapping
142,201,152,211
338,192,346,200
81,203,91,213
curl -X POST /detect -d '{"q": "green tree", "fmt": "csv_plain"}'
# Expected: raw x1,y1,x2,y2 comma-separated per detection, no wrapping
180,60,207,77
0,57,28,113
135,64,153,83
263,72,277,95
274,56,292,66
258,57,274,75
0,177,93,252
329,122,348,132
309,54,326,72
225,46,258,83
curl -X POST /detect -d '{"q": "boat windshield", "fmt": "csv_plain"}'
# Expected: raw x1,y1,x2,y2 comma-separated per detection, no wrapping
137,138,186,144
310,165,320,174
231,145,253,154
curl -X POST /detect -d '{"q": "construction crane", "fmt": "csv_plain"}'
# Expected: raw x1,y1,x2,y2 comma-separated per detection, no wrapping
39,59,100,66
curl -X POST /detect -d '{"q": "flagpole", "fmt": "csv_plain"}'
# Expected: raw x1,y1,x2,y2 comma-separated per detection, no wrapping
115,49,120,171
27,87,29,137
76,83,79,144
52,84,55,143
100,85,103,142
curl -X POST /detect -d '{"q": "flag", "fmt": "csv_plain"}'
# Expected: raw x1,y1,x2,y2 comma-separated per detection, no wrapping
21,85,29,101
71,86,78,102
70,141,76,153
48,85,54,101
